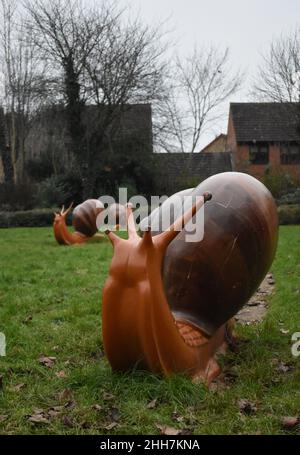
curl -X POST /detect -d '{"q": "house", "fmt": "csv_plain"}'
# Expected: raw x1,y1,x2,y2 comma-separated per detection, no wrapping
200,133,227,153
154,152,232,194
226,102,300,180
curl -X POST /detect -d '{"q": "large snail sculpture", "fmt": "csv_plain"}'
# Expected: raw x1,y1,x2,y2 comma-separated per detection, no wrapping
102,172,278,384
53,200,126,245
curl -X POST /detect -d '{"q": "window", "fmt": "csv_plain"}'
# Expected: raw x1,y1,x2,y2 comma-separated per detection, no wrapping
280,143,300,164
249,143,269,165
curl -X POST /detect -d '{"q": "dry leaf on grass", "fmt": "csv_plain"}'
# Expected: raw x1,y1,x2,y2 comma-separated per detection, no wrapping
39,356,56,368
102,391,115,401
156,424,181,435
237,399,257,415
62,416,74,428
103,422,118,431
10,383,26,392
64,400,77,409
28,410,49,424
55,370,67,378
171,411,185,423
57,388,73,402
281,416,299,430
92,404,102,412
107,407,120,422
147,398,158,409
0,415,8,422
276,361,292,374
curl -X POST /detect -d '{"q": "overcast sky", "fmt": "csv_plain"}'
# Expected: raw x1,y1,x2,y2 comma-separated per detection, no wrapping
117,0,300,148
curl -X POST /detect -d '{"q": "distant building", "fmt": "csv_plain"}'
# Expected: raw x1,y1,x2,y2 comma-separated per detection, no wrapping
200,134,227,153
226,102,300,180
154,152,232,194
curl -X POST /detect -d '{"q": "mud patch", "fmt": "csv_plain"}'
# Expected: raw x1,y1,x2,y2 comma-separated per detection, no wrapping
235,273,275,325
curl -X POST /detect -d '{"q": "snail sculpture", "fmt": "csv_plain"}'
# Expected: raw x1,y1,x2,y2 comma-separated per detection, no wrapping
53,199,104,245
102,172,278,384
53,200,127,245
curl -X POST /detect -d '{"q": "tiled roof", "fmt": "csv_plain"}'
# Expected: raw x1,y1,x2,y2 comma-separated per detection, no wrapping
155,152,232,182
230,102,300,142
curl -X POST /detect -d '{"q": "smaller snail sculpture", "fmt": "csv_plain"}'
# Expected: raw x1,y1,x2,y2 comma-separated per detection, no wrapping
53,199,126,245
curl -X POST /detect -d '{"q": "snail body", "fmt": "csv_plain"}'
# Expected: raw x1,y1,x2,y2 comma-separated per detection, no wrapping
72,199,104,237
159,172,278,336
102,172,278,383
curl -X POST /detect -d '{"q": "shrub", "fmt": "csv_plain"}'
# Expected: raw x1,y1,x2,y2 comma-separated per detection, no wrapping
0,208,72,228
262,168,298,199
0,182,36,211
35,172,83,208
278,204,300,225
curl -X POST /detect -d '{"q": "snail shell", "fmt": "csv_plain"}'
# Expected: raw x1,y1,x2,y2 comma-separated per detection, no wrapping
150,172,278,336
72,199,104,237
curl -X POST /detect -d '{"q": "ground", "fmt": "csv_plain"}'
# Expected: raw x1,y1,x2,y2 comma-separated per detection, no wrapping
0,226,299,435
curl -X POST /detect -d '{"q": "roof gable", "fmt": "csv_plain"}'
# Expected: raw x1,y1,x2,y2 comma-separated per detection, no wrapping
230,102,300,143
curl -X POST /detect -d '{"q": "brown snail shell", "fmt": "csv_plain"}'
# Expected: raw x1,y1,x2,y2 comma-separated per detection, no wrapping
151,172,278,336
72,199,104,237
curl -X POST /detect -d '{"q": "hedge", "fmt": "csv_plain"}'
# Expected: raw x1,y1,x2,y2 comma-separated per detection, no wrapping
0,209,72,228
278,204,300,225
0,204,299,228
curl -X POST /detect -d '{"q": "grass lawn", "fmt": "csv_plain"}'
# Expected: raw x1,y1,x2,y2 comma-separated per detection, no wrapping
0,226,299,435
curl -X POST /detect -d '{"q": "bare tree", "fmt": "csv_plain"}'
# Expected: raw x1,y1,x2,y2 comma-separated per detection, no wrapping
252,27,300,102
25,0,168,197
0,0,44,183
157,46,243,154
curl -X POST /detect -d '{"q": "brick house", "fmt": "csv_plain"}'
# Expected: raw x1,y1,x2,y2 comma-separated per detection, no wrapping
200,133,227,153
226,102,300,181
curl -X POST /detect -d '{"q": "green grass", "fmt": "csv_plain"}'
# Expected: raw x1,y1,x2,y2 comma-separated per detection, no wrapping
0,226,299,435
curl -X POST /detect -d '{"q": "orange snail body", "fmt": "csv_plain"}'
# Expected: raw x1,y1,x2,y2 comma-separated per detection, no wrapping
102,172,278,384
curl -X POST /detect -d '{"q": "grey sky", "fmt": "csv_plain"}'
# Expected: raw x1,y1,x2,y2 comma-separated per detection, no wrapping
118,0,300,148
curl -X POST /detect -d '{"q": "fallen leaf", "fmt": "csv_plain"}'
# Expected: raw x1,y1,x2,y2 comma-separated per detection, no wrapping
179,428,193,435
0,415,8,422
48,409,62,418
55,370,67,378
11,383,26,392
147,398,158,409
28,411,49,424
107,407,120,422
62,416,73,428
58,388,73,402
102,391,115,401
39,356,56,368
92,404,102,412
52,405,64,412
104,422,118,430
64,400,76,409
171,411,185,423
277,361,292,373
281,416,299,430
156,424,180,435
237,399,257,414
